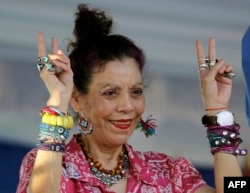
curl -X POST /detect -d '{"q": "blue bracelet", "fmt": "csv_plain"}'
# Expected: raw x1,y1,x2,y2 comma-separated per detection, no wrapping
39,122,70,140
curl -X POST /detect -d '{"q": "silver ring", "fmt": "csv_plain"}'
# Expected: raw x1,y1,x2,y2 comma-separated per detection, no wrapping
199,63,209,69
209,59,219,68
37,56,56,72
209,60,216,66
222,72,236,79
198,63,209,72
199,68,207,72
198,57,209,65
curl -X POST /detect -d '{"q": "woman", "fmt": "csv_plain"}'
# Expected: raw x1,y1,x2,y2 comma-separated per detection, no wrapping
16,3,246,193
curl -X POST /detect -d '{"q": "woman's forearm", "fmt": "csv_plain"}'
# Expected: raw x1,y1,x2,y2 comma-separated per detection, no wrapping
214,153,242,193
27,150,62,193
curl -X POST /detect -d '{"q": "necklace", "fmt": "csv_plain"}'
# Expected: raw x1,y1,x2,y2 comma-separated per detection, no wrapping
75,134,129,187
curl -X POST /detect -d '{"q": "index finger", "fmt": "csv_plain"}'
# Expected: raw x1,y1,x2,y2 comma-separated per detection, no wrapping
37,32,47,57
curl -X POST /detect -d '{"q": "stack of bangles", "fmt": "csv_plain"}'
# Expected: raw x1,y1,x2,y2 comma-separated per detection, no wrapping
205,123,247,156
36,107,74,152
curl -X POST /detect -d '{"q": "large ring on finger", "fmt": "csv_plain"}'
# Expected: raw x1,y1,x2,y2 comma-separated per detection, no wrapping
199,63,209,69
222,72,236,79
37,56,56,72
208,60,216,66
198,63,209,72
212,59,236,79
208,59,220,69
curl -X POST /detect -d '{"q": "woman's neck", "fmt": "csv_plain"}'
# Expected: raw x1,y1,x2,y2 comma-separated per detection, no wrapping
81,134,124,169
75,134,129,187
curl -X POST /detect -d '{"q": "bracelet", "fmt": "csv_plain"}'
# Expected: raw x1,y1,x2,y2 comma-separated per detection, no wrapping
205,107,227,111
206,123,240,133
207,135,230,147
41,106,67,116
36,143,65,152
207,128,238,139
211,146,247,156
38,137,65,144
205,122,247,156
41,113,74,129
39,122,70,140
207,134,242,147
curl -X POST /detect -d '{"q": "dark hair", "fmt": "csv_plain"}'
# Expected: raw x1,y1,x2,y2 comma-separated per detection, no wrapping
68,4,146,94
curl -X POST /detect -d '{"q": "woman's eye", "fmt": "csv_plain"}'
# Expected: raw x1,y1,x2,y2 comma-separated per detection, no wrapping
132,88,143,96
103,90,118,97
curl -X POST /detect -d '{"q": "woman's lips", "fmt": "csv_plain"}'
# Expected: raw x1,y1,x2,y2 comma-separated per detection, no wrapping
110,119,132,130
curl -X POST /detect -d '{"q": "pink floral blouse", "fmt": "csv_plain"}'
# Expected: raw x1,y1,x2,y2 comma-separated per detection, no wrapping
16,136,206,193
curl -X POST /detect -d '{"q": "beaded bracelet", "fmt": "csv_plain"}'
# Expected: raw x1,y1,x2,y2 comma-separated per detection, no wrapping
41,113,74,129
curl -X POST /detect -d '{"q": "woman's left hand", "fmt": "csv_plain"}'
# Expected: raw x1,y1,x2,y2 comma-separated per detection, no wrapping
195,37,233,114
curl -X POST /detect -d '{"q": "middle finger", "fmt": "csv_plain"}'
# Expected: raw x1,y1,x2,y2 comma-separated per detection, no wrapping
51,37,59,54
208,37,216,62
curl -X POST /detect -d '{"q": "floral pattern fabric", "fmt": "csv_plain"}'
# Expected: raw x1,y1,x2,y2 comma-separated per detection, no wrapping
16,136,206,193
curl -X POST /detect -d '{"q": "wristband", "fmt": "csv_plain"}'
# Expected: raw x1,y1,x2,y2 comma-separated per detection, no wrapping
36,143,65,152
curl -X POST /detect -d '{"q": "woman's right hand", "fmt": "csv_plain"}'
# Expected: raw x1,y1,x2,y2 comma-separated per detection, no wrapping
38,32,73,112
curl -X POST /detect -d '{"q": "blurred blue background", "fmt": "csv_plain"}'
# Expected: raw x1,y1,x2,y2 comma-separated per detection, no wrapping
0,0,250,192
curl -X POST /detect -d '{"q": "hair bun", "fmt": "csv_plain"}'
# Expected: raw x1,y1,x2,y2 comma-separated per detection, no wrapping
73,4,113,46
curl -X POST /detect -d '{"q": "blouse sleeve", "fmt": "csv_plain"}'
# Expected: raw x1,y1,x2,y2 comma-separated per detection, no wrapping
172,157,207,193
16,149,37,193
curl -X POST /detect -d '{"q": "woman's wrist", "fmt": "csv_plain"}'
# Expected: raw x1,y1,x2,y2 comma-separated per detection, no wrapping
46,95,69,113
205,106,228,116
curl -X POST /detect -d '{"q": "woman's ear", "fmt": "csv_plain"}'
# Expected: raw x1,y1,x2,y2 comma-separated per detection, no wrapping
70,86,81,113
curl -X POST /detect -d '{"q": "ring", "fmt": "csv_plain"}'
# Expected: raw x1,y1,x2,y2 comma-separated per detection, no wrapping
198,63,209,71
199,63,209,68
222,72,236,79
198,57,209,65
198,63,209,72
209,60,216,66
37,56,56,72
208,59,220,69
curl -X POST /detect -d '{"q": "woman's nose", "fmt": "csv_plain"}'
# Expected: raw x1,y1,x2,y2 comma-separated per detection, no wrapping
117,93,134,113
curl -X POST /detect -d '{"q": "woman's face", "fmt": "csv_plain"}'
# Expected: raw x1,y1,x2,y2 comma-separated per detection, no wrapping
76,58,145,146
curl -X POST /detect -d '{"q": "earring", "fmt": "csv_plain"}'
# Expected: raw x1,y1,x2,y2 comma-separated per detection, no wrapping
136,115,158,138
78,116,93,136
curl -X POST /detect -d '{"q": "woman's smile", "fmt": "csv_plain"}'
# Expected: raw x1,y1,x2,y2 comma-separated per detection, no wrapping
109,119,132,130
